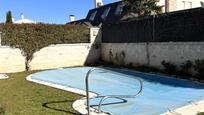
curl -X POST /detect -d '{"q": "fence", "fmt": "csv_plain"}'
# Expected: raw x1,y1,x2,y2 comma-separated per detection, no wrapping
102,8,204,43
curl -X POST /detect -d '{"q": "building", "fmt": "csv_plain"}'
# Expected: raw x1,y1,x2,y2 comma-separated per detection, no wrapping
68,1,123,26
68,0,204,26
14,14,36,24
158,0,204,12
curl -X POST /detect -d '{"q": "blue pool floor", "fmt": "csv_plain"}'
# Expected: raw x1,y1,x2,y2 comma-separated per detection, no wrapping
29,67,204,115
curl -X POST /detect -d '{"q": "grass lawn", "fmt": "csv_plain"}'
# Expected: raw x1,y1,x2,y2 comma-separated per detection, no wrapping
0,71,82,115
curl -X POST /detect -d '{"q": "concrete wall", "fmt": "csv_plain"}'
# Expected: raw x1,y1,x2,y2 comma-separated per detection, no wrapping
29,44,100,70
101,43,148,66
101,42,204,68
0,46,25,73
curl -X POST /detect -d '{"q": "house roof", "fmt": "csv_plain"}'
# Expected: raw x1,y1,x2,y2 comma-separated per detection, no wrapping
67,1,124,27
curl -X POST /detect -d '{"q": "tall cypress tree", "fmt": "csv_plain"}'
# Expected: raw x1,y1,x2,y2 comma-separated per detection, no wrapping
6,11,13,24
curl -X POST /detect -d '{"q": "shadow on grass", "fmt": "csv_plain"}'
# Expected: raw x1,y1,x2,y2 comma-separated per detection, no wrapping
42,100,81,115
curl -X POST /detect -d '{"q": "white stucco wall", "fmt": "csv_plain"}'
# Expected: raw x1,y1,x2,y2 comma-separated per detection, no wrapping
0,46,25,73
101,42,204,68
148,42,204,67
157,0,203,12
101,43,148,66
29,44,100,70
176,0,204,11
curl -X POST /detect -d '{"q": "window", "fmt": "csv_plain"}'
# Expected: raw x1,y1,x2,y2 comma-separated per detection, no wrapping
115,4,124,15
186,2,192,9
101,7,111,19
89,11,97,21
182,1,192,9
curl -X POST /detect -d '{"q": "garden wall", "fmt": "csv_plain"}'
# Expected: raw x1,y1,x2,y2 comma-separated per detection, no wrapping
0,46,25,73
0,27,101,73
101,42,204,68
29,44,100,70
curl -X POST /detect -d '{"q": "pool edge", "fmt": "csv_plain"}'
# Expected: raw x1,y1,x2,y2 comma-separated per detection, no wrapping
162,99,204,115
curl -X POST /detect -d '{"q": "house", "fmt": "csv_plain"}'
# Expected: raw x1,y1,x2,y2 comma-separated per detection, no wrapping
68,0,204,26
158,0,204,12
68,1,123,27
14,14,36,24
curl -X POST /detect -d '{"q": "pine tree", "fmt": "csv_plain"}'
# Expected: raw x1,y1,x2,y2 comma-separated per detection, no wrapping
6,11,13,24
122,0,163,16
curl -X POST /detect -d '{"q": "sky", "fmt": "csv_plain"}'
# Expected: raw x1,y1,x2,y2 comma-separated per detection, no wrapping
0,0,119,24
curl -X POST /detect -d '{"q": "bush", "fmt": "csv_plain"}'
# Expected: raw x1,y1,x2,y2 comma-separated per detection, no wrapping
179,60,193,76
0,103,5,114
0,24,90,70
194,59,204,79
197,112,204,115
134,65,161,73
161,61,177,74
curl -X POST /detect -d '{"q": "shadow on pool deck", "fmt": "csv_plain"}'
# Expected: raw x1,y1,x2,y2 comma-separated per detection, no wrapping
103,67,204,89
42,100,81,115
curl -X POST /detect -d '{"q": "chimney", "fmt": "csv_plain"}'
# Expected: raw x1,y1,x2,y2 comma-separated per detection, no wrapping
94,0,103,8
21,13,24,19
69,15,75,22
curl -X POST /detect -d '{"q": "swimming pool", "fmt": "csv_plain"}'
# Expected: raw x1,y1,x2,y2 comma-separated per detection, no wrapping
27,67,204,115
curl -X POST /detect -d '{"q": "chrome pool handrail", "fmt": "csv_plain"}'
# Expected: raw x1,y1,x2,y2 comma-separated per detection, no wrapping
85,68,143,115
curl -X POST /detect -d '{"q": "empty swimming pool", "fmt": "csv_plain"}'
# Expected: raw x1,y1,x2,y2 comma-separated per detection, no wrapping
27,67,204,115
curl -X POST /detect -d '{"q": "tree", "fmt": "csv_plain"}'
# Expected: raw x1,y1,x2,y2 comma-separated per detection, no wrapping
122,0,163,17
6,11,13,24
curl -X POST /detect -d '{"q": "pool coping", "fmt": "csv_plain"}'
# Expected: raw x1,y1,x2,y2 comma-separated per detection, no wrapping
26,69,204,115
162,99,204,115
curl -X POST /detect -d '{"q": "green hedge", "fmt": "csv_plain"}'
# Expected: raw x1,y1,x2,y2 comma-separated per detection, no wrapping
0,24,90,70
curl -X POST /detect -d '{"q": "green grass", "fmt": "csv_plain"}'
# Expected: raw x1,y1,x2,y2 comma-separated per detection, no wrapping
0,71,82,115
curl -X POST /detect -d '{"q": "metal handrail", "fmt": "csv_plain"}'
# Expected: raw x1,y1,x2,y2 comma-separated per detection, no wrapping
85,68,143,115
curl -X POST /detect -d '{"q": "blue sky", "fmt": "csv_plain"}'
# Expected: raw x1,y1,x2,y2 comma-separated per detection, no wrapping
0,0,118,24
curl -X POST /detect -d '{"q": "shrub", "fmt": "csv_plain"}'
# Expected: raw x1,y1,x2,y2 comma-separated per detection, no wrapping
135,65,161,73
197,112,204,115
0,24,90,70
179,60,193,76
194,59,204,79
161,61,177,74
0,103,5,114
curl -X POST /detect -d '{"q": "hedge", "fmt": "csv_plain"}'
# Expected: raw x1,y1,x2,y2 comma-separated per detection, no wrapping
0,24,90,70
